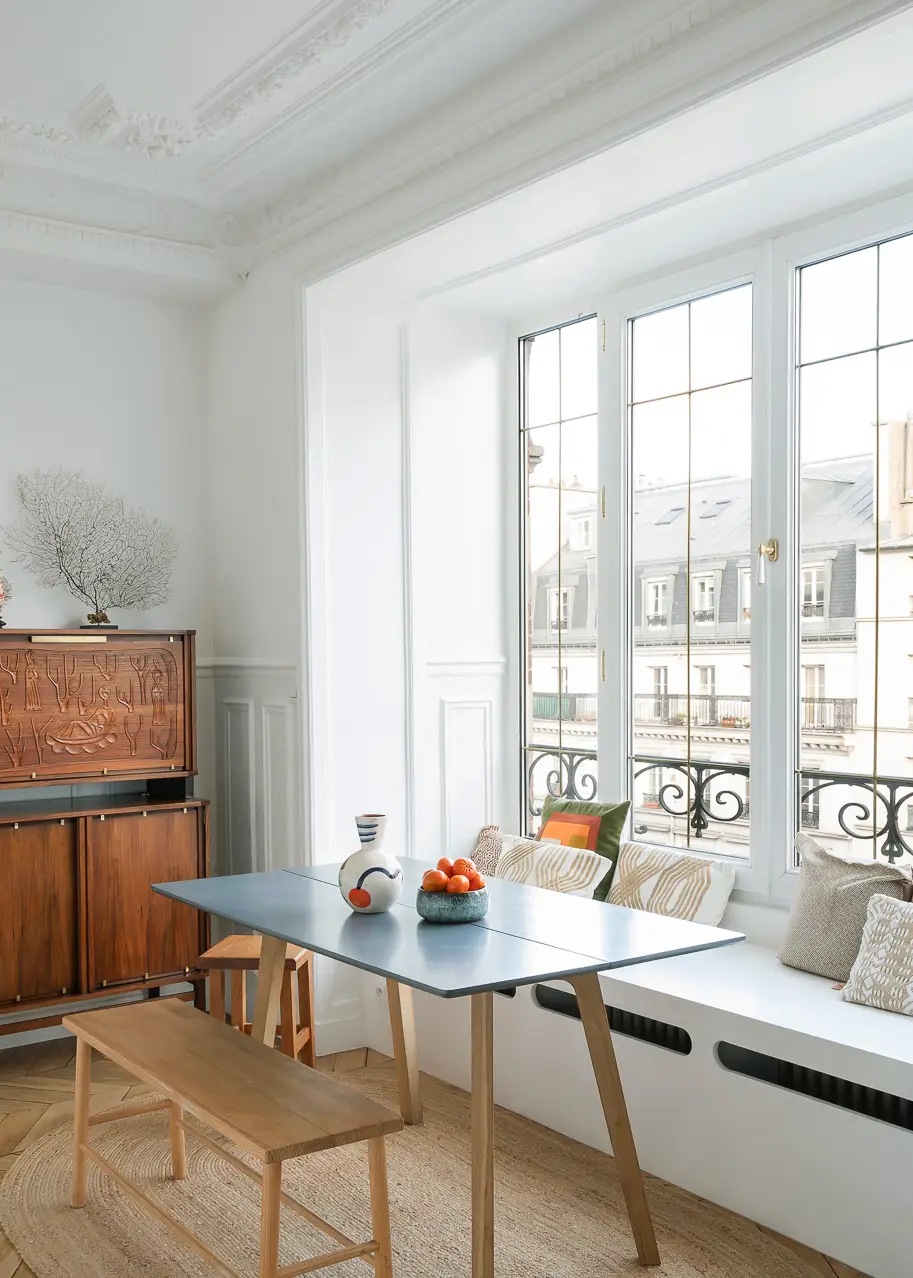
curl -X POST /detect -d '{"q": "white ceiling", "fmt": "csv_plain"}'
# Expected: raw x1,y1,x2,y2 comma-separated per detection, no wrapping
0,0,910,292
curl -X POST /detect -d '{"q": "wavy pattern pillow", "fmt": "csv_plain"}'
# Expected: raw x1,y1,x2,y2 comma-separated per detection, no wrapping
537,798,629,900
843,894,913,1016
608,840,736,926
779,833,913,982
469,825,502,877
495,838,613,899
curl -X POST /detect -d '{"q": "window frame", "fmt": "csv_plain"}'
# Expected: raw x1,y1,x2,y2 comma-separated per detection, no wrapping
511,190,913,907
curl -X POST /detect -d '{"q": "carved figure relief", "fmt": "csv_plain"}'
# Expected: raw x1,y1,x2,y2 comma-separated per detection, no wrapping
46,655,83,712
4,725,25,767
24,652,40,710
30,716,52,763
124,714,142,756
151,669,166,726
0,640,184,771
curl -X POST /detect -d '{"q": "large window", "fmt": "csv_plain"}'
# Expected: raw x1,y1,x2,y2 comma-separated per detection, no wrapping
797,234,913,864
521,317,598,832
517,214,913,886
629,285,753,857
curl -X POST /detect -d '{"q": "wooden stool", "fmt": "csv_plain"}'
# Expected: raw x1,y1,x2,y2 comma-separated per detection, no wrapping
200,936,315,1067
64,1000,400,1278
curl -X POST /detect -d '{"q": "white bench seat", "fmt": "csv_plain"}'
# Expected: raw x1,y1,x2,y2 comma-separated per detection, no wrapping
404,937,911,1278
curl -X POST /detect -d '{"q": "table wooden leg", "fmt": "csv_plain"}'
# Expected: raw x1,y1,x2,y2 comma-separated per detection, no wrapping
251,934,289,1047
70,1037,92,1209
570,972,660,1267
471,991,494,1278
386,979,423,1125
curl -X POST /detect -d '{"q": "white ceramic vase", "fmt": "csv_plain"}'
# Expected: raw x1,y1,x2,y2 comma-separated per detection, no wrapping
339,814,403,913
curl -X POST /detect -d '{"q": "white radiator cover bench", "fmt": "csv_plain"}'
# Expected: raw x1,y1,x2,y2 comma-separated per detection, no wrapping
366,939,913,1278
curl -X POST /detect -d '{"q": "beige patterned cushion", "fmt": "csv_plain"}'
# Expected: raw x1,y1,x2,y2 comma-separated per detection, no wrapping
608,840,736,926
495,836,612,898
469,825,502,877
843,894,913,1016
779,834,913,983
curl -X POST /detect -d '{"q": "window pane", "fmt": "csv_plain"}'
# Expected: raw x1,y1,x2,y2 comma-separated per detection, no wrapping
527,328,560,427
879,341,913,425
797,240,913,867
560,318,597,421
799,247,877,364
691,382,752,482
799,352,876,465
690,285,752,390
879,234,913,347
631,286,752,860
523,322,598,834
632,304,689,403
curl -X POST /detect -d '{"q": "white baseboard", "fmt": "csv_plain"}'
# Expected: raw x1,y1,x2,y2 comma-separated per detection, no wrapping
314,998,369,1056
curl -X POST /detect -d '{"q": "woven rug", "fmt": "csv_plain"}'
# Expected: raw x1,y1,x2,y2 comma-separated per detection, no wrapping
0,1061,807,1277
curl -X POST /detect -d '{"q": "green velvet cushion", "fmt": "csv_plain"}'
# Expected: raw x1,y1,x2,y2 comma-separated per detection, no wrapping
538,797,630,901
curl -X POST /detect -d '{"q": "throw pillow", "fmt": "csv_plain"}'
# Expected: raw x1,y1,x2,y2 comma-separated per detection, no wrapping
608,840,736,926
843,894,913,1016
495,837,612,898
469,825,502,877
537,798,630,900
779,833,913,982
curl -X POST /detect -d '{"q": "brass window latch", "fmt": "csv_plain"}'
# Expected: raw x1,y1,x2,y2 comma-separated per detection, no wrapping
757,539,779,586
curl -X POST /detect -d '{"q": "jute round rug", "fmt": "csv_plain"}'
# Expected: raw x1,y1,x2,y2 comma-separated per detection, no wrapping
0,1061,807,1277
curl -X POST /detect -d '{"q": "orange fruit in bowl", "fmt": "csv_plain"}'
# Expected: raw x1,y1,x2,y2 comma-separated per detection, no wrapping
446,874,471,894
422,869,449,893
468,873,486,892
451,857,476,880
437,857,454,876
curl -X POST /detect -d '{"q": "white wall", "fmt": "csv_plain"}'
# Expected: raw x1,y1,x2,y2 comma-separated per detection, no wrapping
0,277,209,642
0,276,216,805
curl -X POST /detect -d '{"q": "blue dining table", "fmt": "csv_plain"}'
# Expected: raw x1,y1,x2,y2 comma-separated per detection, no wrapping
155,858,744,1276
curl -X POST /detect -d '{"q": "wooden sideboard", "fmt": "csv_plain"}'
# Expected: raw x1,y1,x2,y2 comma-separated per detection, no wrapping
0,630,209,1033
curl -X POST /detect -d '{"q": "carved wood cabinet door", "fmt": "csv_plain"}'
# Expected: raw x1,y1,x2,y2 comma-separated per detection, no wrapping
0,819,80,1006
0,634,194,786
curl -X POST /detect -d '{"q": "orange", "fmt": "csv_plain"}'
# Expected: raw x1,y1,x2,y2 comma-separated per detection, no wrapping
468,874,486,892
446,874,471,894
422,869,449,893
437,857,454,876
451,857,476,880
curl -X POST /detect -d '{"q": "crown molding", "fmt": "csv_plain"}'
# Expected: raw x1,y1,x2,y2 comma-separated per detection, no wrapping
246,0,913,267
0,208,237,297
206,0,495,185
0,0,394,165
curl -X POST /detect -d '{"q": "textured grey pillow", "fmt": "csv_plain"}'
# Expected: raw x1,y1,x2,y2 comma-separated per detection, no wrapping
469,825,502,877
779,833,913,982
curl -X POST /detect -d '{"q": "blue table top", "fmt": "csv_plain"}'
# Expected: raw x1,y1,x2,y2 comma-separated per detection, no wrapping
155,859,744,998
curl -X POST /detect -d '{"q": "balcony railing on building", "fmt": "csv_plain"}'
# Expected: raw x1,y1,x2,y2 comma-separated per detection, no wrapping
801,601,825,618
525,743,913,862
626,694,856,732
692,608,716,623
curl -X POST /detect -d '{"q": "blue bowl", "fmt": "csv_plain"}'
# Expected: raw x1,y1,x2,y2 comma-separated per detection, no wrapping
416,886,489,923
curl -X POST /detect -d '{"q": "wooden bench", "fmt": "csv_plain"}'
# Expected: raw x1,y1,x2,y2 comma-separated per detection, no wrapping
63,1000,403,1278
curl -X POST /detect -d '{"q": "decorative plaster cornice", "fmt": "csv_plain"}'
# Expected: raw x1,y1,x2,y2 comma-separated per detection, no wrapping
247,0,752,247
206,0,496,180
198,0,393,136
0,0,393,162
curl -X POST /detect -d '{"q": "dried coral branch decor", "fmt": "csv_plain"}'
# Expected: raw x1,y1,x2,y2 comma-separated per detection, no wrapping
1,470,178,626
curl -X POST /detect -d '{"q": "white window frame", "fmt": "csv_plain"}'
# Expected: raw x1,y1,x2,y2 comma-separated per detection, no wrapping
548,586,569,633
644,577,668,627
692,575,716,624
512,189,913,908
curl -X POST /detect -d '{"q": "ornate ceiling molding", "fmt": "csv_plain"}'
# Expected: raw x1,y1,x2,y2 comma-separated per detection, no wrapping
247,0,753,247
0,0,394,162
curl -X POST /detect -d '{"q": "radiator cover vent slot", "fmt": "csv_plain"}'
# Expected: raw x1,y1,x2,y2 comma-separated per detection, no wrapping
717,1041,913,1131
533,984,692,1055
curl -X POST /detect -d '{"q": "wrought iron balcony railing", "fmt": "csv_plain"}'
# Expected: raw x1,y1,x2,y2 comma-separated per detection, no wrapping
645,613,668,627
692,608,716,623
802,601,825,618
525,746,913,862
531,692,597,722
631,694,856,732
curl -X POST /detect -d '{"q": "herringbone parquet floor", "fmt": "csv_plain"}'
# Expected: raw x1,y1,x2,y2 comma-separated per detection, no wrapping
0,1037,866,1278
